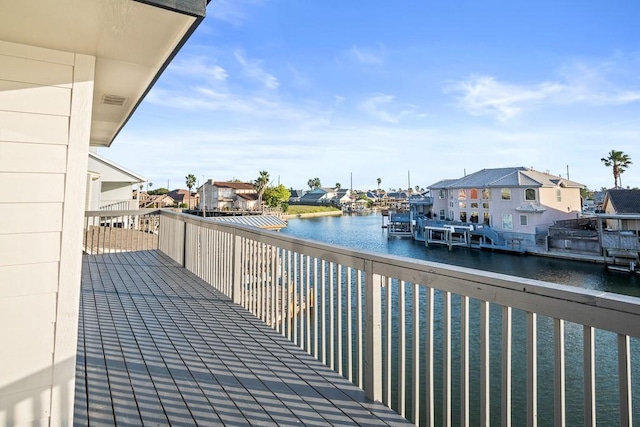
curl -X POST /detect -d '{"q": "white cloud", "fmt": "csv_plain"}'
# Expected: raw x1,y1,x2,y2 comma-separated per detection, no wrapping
360,94,415,123
169,56,228,81
449,58,640,122
349,46,384,65
234,51,279,89
447,75,564,122
209,0,264,26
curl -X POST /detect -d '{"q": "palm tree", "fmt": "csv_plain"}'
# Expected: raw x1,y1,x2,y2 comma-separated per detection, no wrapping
335,182,341,190
601,150,632,188
307,177,321,190
185,174,196,209
254,171,270,210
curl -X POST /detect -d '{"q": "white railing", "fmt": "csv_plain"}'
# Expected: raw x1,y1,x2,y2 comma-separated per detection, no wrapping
158,211,640,426
83,209,160,254
99,199,139,211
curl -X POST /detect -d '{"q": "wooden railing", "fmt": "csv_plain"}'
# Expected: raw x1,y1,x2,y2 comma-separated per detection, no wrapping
158,210,640,426
83,209,160,254
99,199,139,211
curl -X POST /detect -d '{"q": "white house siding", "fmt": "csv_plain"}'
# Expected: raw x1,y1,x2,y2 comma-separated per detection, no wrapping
538,186,582,225
0,41,94,426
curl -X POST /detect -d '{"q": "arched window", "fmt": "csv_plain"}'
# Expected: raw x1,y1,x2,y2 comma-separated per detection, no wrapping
501,188,511,200
470,189,479,200
525,188,536,201
556,189,562,202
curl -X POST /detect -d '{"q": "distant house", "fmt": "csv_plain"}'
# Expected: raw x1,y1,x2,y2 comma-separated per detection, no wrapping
298,187,338,204
167,189,199,209
86,151,145,211
289,189,304,203
199,180,257,210
140,194,175,209
602,189,640,233
429,167,584,244
335,189,353,205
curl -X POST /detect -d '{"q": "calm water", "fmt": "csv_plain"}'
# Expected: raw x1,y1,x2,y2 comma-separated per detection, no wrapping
282,213,640,426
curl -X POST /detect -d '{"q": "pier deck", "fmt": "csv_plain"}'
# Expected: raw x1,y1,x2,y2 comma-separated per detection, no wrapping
75,251,409,426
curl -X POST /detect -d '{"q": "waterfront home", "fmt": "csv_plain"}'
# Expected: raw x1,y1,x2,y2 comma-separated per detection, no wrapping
603,189,640,233
0,1,207,424
140,193,176,209
86,150,145,211
167,188,199,209
298,187,339,204
288,188,305,203
429,167,584,245
198,180,257,210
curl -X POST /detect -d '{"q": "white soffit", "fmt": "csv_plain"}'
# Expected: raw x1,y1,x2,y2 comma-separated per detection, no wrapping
0,0,202,147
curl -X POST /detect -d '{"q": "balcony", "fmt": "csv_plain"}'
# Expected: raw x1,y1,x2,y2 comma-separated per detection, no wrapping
80,210,640,426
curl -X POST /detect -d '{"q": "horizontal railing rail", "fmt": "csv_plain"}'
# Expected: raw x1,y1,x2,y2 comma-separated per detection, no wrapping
83,209,160,254
158,210,640,426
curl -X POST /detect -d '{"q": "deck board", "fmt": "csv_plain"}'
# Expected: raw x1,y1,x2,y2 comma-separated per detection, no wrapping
75,250,409,426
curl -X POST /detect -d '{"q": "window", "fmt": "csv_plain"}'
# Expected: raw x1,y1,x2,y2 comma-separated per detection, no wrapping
438,189,447,199
501,188,511,200
525,188,536,201
482,202,489,209
460,211,467,222
484,212,491,226
458,189,466,200
482,188,492,199
470,212,479,223
471,202,479,209
439,209,445,219
556,189,562,202
502,214,513,230
459,202,467,209
470,189,479,200
449,210,454,220
520,215,528,226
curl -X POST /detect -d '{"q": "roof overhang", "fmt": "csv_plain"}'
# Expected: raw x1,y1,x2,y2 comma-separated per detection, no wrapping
0,0,207,147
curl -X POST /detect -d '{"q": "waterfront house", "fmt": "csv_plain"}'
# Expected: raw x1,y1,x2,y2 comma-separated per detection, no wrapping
198,180,256,210
167,188,199,209
602,188,640,233
0,1,207,424
86,150,145,211
298,187,338,204
140,193,176,209
288,188,304,203
429,167,584,245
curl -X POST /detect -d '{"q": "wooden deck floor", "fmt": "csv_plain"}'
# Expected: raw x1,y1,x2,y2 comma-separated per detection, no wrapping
75,251,409,426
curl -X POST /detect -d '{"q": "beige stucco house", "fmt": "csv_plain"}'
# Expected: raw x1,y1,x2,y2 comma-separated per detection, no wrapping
0,1,207,425
429,167,584,244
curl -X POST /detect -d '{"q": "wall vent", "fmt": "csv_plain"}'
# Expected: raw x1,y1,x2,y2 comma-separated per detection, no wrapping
101,94,128,106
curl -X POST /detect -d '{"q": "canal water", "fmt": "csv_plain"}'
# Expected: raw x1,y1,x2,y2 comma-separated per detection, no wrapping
281,213,640,426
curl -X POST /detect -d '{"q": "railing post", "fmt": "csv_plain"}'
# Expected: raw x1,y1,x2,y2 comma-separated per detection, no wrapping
364,259,382,402
182,220,187,268
232,231,242,304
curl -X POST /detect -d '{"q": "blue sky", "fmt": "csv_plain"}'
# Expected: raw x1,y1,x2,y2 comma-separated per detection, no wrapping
103,0,640,192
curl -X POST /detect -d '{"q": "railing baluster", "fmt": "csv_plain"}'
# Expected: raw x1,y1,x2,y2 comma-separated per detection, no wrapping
337,264,343,373
286,250,292,341
321,259,327,365
357,270,363,388
583,326,595,427
412,282,420,426
502,306,512,427
346,267,353,382
329,262,335,370
399,280,406,417
554,318,565,427
305,255,311,353
426,286,434,426
618,334,632,427
385,276,392,407
527,312,537,427
444,291,451,427
313,258,319,359
461,295,469,427
364,260,382,402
